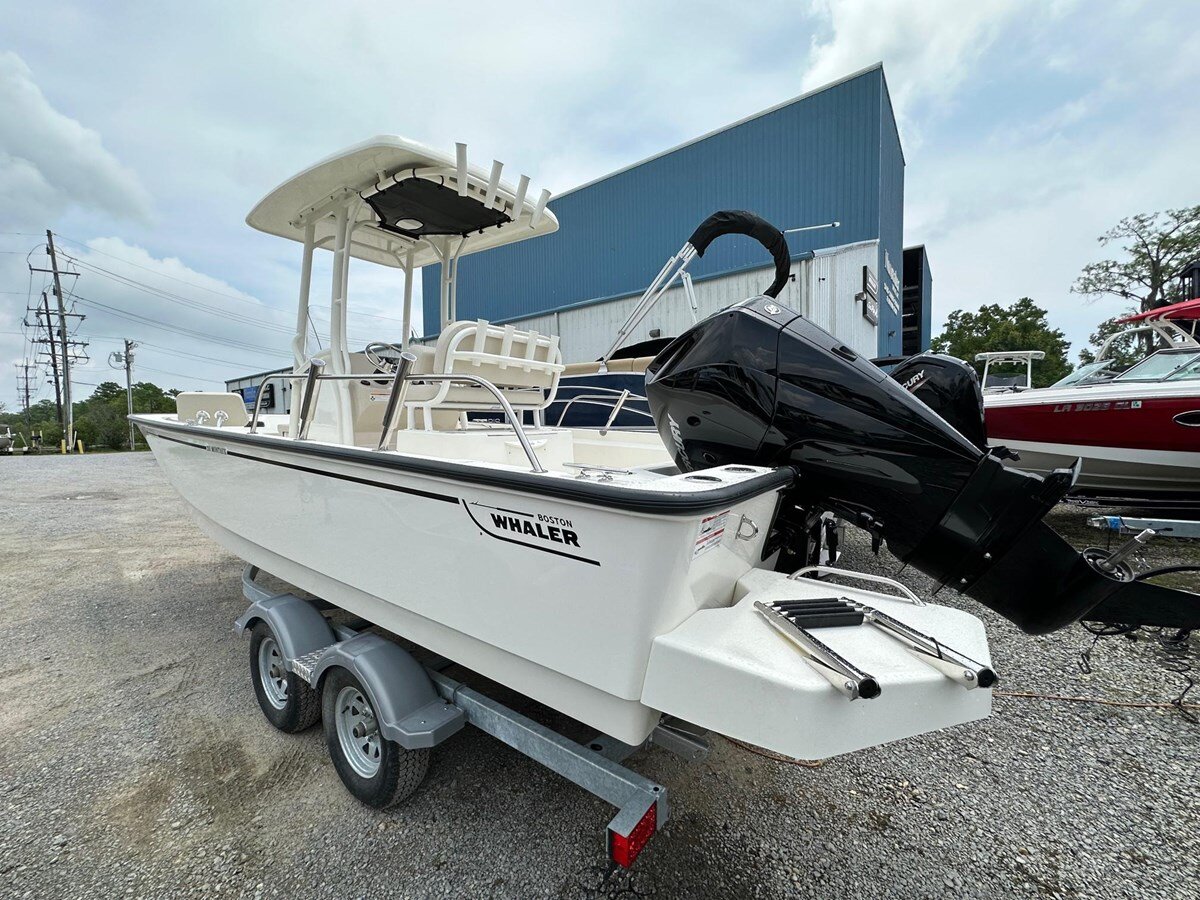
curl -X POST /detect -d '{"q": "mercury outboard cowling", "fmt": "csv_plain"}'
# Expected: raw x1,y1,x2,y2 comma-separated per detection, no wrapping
646,295,1200,634
887,353,989,452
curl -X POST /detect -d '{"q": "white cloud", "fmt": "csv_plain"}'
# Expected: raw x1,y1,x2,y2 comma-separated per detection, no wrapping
4,2,1199,407
0,51,153,228
2,233,422,399
801,0,1047,138
904,2,1200,357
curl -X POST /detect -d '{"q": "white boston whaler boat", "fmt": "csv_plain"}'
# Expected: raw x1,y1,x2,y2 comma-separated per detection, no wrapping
135,136,990,744
132,137,1198,865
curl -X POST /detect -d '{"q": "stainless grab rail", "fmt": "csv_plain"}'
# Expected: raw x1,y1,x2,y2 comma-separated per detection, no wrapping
407,373,546,473
245,365,547,473
788,565,926,607
553,392,653,427
247,372,303,434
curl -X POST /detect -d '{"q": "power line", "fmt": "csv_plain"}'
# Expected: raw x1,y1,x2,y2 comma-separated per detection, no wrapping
71,292,293,357
85,335,280,369
135,364,223,383
53,232,411,325
62,255,297,335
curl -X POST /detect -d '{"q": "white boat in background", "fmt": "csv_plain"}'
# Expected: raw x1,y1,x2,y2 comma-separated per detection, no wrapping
976,350,1044,394
1,426,29,454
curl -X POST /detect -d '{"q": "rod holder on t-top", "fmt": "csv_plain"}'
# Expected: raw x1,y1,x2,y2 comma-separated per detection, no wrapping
598,211,838,371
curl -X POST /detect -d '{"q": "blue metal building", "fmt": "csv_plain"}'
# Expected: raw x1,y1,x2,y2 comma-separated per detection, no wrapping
423,64,923,359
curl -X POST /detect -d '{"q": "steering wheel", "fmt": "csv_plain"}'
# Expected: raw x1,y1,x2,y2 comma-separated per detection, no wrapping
363,341,407,374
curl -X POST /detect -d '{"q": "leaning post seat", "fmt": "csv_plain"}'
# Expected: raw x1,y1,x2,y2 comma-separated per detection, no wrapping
404,320,565,430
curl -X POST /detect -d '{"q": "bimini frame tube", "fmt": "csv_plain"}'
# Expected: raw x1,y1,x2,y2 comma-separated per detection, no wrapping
289,222,317,438
328,201,362,445
438,236,467,329
600,242,698,371
400,247,415,350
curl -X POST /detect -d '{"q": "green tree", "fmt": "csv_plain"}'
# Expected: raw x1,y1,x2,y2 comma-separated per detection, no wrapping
89,381,126,404
1,380,178,451
131,381,177,413
932,298,1072,388
1072,206,1200,313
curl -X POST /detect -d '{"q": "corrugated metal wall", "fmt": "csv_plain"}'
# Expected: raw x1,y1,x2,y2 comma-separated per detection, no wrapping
424,65,905,357
498,240,879,362
875,71,905,357
920,252,933,350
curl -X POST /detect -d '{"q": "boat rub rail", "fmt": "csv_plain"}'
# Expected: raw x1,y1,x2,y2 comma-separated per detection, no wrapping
135,416,796,516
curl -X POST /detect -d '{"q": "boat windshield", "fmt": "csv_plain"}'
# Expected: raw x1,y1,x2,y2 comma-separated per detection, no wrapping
1113,350,1200,382
1051,361,1116,387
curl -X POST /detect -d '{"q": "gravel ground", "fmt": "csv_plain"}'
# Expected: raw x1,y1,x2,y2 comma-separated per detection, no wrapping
1,452,1197,899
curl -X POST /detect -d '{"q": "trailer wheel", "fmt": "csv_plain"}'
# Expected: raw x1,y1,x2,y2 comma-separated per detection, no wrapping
249,621,321,732
322,667,430,809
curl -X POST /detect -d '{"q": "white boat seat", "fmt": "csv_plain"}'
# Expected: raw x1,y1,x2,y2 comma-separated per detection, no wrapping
404,319,564,431
175,392,249,427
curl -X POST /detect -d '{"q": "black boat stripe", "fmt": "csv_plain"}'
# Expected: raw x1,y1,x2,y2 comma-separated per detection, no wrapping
134,417,795,516
461,500,601,567
154,433,458,504
471,501,535,518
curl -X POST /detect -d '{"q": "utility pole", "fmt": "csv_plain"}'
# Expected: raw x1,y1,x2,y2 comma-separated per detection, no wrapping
45,230,73,452
15,363,34,426
40,292,62,423
109,339,138,450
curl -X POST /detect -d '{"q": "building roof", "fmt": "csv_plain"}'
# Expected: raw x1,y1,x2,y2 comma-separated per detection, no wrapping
423,64,904,338
556,63,892,199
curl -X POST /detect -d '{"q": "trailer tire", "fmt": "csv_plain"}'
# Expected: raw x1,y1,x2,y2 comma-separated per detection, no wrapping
249,621,321,733
322,667,430,809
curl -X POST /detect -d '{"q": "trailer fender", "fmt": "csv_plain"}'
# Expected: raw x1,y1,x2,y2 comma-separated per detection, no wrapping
310,633,464,750
234,593,334,661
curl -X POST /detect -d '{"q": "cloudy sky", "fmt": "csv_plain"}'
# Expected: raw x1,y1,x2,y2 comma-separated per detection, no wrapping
2,0,1198,409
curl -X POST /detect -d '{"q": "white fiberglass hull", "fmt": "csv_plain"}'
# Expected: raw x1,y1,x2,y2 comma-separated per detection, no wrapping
138,416,785,743
136,415,994,757
998,440,1200,500
985,381,1200,501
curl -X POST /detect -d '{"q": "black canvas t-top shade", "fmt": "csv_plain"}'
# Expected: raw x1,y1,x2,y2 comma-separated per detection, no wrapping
366,177,512,239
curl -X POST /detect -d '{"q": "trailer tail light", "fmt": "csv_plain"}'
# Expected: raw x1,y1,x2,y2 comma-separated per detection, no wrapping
608,800,657,868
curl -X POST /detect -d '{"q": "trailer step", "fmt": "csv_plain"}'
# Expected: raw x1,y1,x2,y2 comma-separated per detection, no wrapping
289,647,329,684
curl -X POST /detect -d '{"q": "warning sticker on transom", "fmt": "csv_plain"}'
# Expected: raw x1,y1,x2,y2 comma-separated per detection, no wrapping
693,510,730,559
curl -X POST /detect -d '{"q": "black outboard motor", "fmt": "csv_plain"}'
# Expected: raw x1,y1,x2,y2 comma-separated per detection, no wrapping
644,216,1200,634
888,354,988,452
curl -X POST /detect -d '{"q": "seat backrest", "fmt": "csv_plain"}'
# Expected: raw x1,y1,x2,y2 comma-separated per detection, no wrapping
175,392,249,426
434,320,564,393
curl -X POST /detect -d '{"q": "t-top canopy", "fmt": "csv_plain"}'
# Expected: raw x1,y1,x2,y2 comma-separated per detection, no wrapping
245,136,558,268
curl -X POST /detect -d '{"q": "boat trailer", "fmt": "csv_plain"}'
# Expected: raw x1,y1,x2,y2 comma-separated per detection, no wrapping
235,565,706,868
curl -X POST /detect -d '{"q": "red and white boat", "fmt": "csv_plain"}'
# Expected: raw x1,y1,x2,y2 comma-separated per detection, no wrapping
984,285,1200,505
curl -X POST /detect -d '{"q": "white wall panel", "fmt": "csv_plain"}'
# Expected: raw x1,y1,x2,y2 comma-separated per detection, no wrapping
499,240,880,363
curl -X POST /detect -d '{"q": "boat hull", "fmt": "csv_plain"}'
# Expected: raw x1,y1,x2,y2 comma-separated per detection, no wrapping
137,418,784,743
985,389,1200,501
